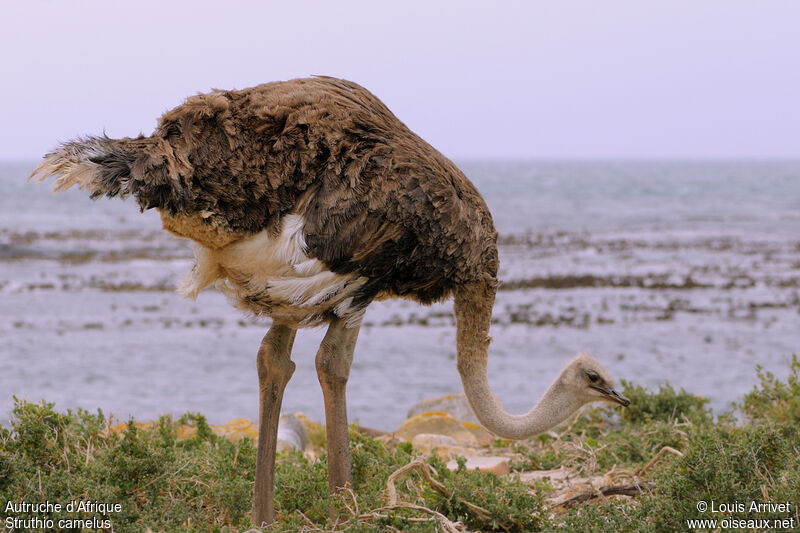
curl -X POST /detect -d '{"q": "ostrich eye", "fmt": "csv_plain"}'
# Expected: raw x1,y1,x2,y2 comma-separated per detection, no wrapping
586,371,599,383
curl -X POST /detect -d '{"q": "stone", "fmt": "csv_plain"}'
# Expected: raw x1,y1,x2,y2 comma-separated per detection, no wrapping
432,445,480,462
446,456,510,475
377,433,407,451
294,412,322,437
459,421,496,447
105,413,309,451
210,417,258,442
410,433,458,454
406,393,480,425
352,424,386,437
517,466,574,486
405,394,496,446
394,412,479,447
175,425,198,440
276,413,308,453
106,421,151,436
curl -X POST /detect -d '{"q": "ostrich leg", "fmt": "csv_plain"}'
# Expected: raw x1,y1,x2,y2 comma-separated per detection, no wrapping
253,324,297,526
315,317,361,495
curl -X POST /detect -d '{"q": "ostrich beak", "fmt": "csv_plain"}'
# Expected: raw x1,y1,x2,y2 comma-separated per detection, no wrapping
592,385,631,406
608,388,631,406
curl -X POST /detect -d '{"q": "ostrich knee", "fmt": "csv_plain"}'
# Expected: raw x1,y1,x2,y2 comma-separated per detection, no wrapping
257,327,297,386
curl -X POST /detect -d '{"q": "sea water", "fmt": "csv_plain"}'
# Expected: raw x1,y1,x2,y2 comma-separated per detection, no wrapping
1,160,798,429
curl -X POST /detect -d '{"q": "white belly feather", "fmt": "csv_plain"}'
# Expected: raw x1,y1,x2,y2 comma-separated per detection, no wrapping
176,214,367,327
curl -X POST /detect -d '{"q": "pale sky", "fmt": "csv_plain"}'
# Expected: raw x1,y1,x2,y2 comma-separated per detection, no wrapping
1,0,799,160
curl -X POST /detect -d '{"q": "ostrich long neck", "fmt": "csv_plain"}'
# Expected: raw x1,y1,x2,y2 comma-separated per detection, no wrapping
454,279,582,440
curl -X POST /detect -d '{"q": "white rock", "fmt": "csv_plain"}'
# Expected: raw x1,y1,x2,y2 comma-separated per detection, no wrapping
276,413,308,453
411,433,458,454
446,456,510,475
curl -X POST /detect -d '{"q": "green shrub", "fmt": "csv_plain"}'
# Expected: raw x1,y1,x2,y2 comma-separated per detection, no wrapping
617,380,710,425
554,359,800,533
435,456,545,531
741,354,800,425
2,356,798,532
0,399,254,532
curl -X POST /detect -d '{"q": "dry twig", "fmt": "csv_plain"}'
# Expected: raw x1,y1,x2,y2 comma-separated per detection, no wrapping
635,446,683,477
553,481,657,508
384,459,491,522
361,504,464,533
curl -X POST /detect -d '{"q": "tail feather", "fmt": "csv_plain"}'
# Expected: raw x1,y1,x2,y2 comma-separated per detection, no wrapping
29,135,190,213
29,136,117,196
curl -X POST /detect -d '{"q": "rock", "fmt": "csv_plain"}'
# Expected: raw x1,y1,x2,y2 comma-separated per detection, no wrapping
106,421,152,436
276,413,308,453
199,413,308,451
184,412,310,455
517,466,575,487
353,424,386,437
459,421,496,447
409,435,482,462
293,412,321,435
104,413,311,452
446,456,510,475
210,417,258,442
405,395,495,446
432,445,481,462
410,433,458,454
406,393,480,425
394,412,479,447
376,433,407,451
175,425,198,440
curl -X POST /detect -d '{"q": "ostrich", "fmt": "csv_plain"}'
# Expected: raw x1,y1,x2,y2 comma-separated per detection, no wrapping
30,76,630,525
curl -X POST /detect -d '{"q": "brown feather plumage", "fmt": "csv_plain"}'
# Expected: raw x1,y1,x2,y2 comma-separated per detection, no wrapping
33,76,499,313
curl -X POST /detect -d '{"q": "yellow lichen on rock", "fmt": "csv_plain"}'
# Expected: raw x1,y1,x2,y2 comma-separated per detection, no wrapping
103,421,152,437
410,433,458,454
459,421,495,447
175,425,198,440
209,418,258,442
394,412,480,447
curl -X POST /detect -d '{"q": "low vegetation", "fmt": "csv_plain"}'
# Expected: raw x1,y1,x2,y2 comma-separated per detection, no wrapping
1,356,798,532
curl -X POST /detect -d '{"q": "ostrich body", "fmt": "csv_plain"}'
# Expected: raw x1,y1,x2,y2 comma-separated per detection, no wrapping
30,76,629,525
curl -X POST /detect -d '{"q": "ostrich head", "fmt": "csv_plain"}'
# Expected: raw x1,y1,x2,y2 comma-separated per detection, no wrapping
559,353,630,407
